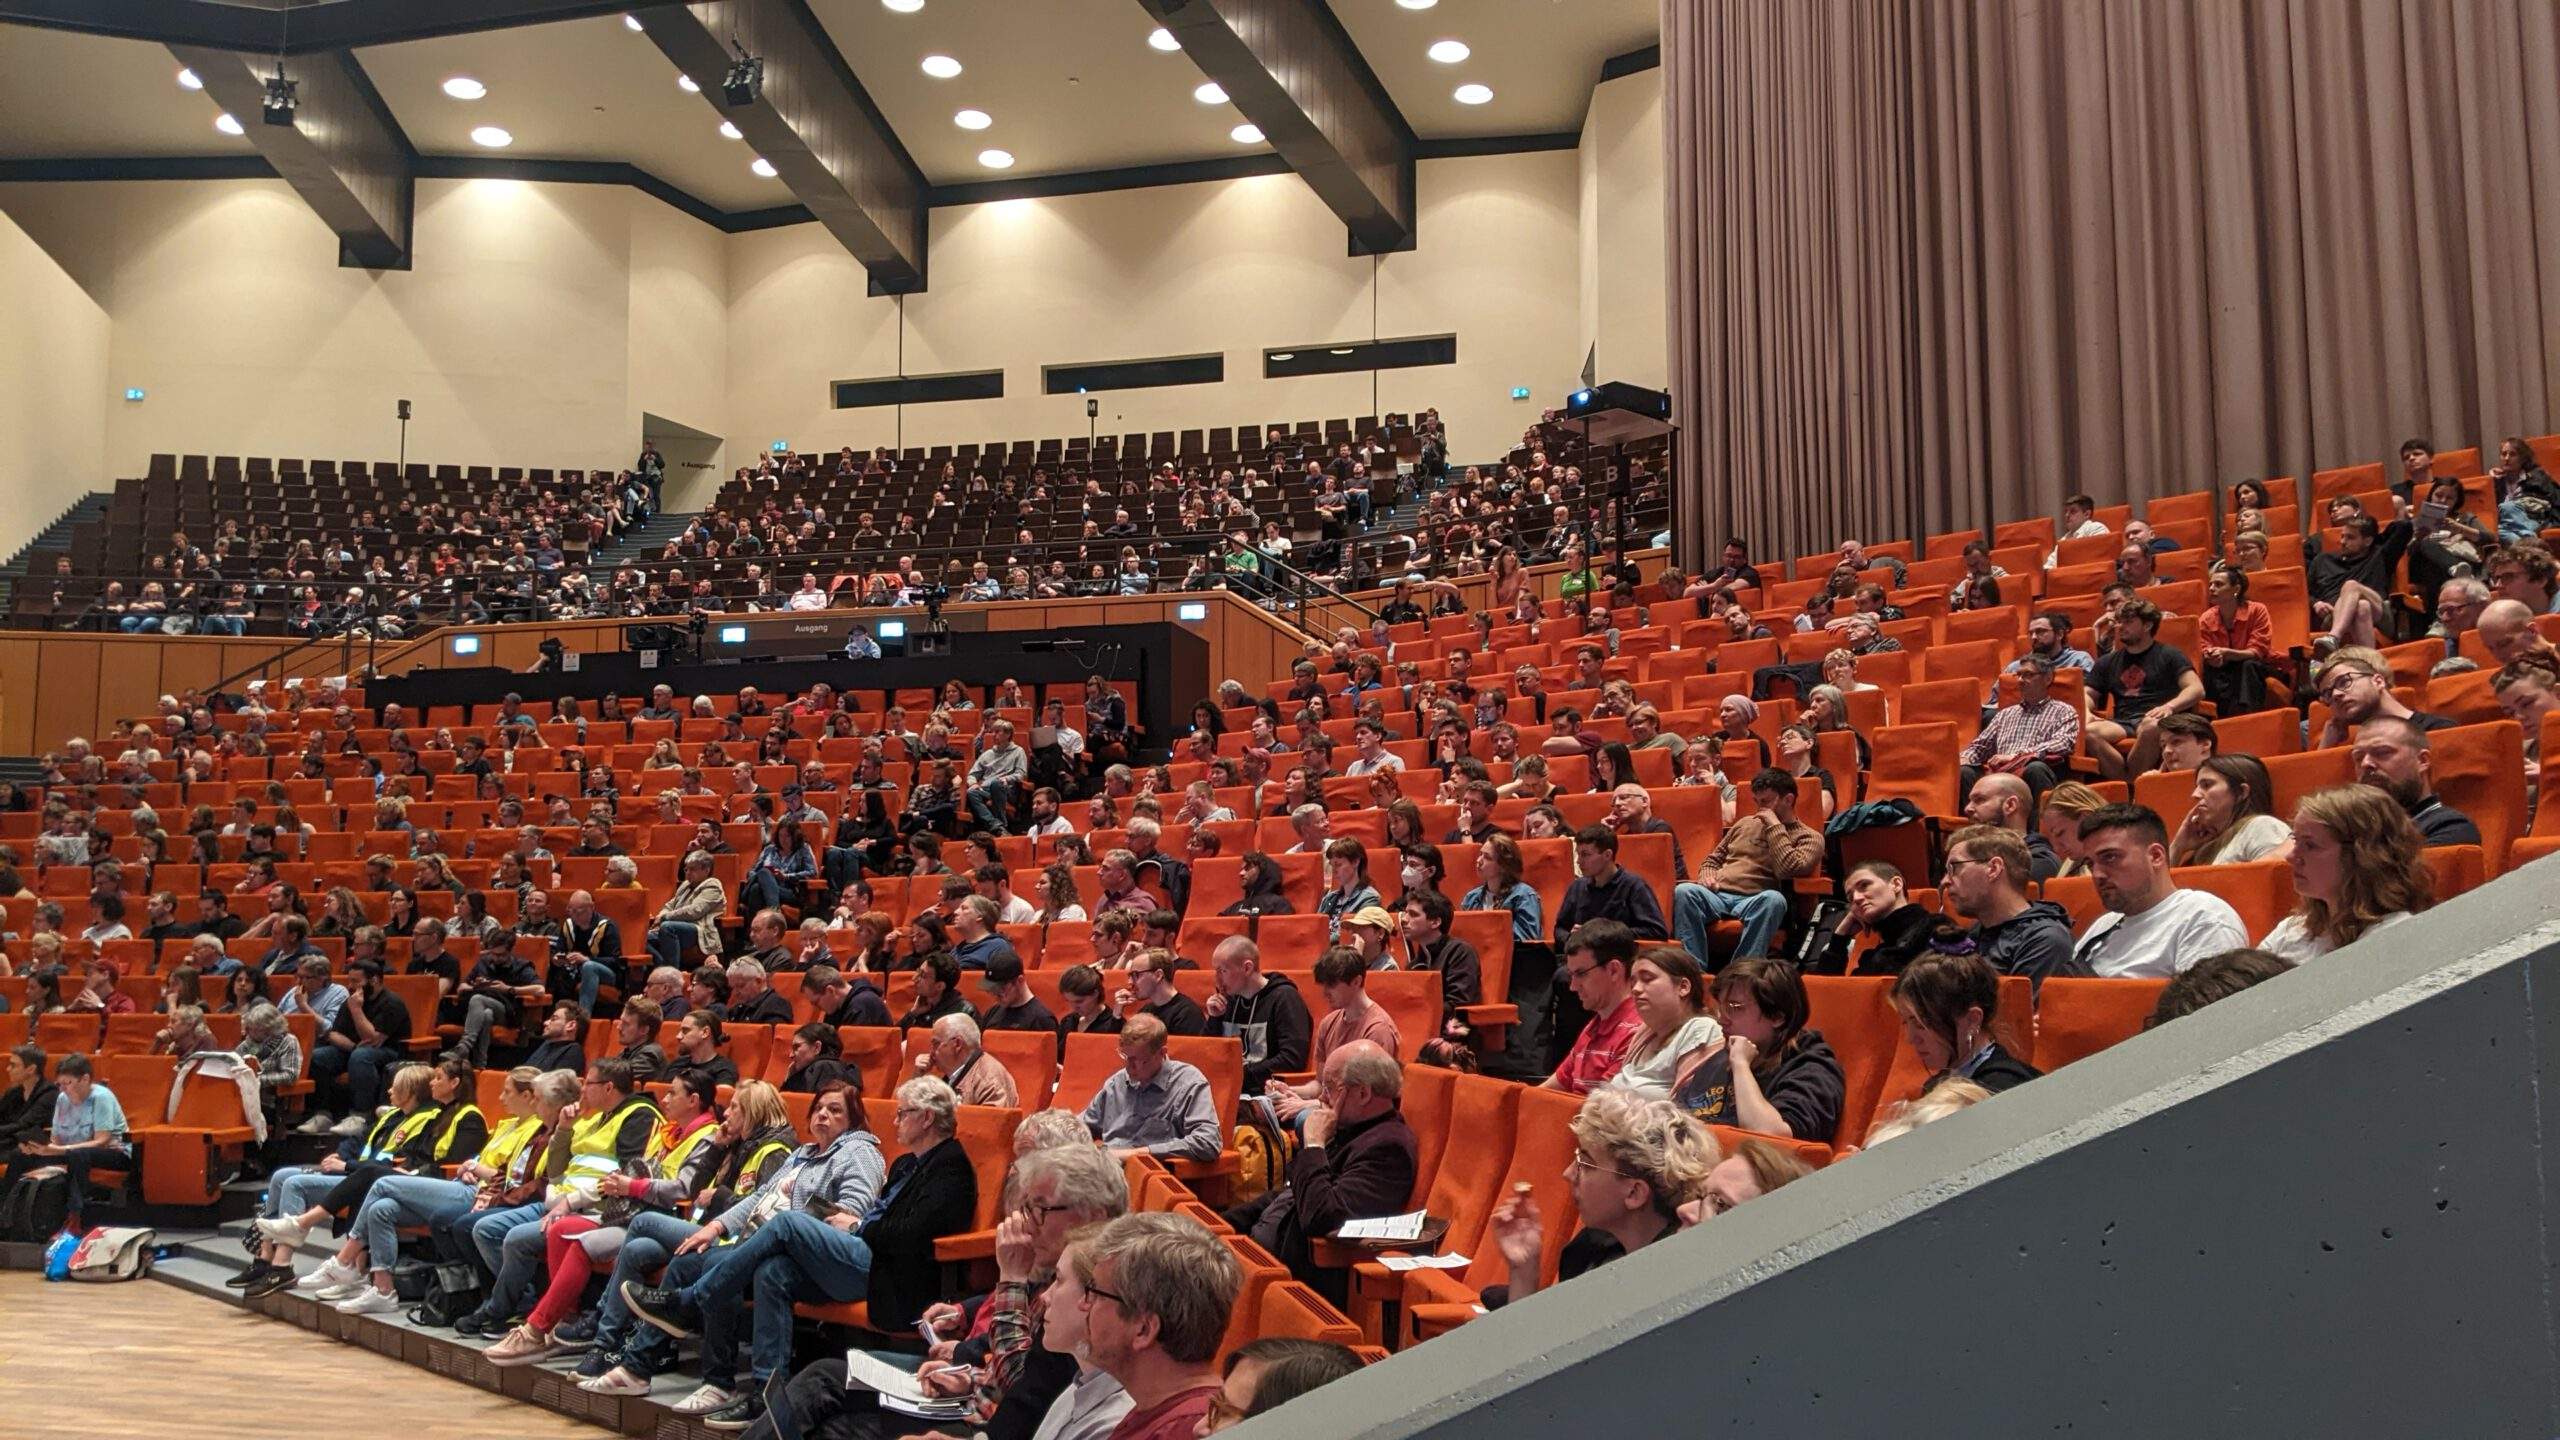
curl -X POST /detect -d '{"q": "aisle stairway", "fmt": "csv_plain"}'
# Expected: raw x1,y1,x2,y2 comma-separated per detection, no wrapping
586,508,698,571
0,491,112,617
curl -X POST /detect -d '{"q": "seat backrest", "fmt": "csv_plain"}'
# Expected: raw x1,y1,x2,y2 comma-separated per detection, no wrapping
1867,722,1962,814
839,1025,905,1086
2171,860,2294,942
2423,721,2524,875
1452,1084,1586,1292
1427,1075,1524,1255
1054,1030,1124,1114
1802,977,1902,1148
950,1106,1023,1230
101,1013,161,1055
1396,1063,1457,1202
980,1028,1060,1109
2033,978,2169,1070
1259,1280,1361,1345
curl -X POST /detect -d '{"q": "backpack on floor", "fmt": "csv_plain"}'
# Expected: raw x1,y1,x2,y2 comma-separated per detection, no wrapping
65,1226,157,1282
408,1259,484,1328
0,1166,71,1243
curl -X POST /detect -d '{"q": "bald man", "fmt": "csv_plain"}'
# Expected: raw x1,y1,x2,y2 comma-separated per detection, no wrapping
1962,772,2062,881
1222,1039,1416,1300
2478,598,2556,669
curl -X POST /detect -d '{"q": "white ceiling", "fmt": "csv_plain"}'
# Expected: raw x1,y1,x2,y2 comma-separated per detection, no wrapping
0,0,1657,206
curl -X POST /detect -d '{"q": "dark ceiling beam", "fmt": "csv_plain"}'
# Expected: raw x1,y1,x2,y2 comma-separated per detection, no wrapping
288,0,634,52
0,0,271,48
1137,0,1417,255
165,45,417,269
637,0,928,293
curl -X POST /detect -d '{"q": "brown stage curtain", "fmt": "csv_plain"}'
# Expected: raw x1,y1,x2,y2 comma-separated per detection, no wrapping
1665,0,2560,570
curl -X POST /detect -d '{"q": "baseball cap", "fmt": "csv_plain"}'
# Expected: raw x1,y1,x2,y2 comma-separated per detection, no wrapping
979,953,1025,990
1345,905,1398,933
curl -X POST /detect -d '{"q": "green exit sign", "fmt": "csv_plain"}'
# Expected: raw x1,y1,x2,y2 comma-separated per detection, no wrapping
1510,386,1531,401
124,387,146,402
770,439,789,452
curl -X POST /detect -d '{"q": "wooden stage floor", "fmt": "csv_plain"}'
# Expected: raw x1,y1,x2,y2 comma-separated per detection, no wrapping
0,1272,613,1438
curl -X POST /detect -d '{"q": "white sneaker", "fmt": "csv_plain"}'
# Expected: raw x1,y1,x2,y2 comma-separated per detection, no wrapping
330,1114,372,1138
260,1216,313,1247
294,1257,359,1290
579,1367,651,1397
672,1384,741,1415
334,1287,400,1316
295,1112,335,1135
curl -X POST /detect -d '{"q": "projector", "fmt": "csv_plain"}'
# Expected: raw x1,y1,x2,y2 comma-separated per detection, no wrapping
724,57,765,108
1565,380,1672,445
263,73,299,127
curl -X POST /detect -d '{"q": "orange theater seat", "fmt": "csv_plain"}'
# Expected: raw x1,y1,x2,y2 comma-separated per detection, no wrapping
2031,978,2169,1071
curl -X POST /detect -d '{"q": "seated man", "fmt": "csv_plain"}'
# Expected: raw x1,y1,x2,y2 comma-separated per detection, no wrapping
1224,1040,1416,1303
521,1000,589,1074
2067,804,2250,978
2083,599,2204,782
922,1012,1019,1108
2310,647,2456,749
1204,935,1311,1095
2350,716,2483,848
1544,920,1644,1096
1960,772,2064,882
1938,825,2086,988
1804,862,1939,976
1958,655,2079,799
1671,770,1820,966
1065,1213,1241,1438
1080,1014,1222,1162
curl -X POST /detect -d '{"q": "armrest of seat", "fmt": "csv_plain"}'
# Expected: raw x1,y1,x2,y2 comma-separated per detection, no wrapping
933,1227,998,1263
1455,1002,1518,1029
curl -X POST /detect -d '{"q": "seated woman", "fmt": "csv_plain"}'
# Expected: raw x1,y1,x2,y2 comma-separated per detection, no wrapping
0,1051,127,1234
1889,950,2042,1096
2168,756,2292,867
1482,1087,1715,1306
1603,947,1723,1100
743,818,819,916
2258,784,2434,963
609,1080,887,1428
245,1065,551,1305
0,1043,62,1168
459,1056,664,1335
1675,1136,1815,1227
574,1080,800,1394
245,1057,487,1303
480,1069,731,1366
1672,957,1845,1144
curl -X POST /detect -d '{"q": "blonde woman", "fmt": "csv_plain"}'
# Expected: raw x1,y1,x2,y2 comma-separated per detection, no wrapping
2259,785,2433,962
2037,781,2108,879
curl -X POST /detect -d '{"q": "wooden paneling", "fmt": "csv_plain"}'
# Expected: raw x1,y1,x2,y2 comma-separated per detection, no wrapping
0,589,1316,754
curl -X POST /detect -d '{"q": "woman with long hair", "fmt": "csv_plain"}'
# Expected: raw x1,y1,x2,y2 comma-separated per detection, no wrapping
1890,950,2041,1095
2259,785,2433,961
1606,947,1724,1099
2168,755,2292,866
1460,833,1543,945
1033,865,1087,925
2037,782,2108,879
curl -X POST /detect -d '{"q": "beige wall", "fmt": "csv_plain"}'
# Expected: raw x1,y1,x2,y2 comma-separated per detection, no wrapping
1580,68,1667,391
0,177,640,479
0,208,108,559
727,151,1579,464
0,148,1587,493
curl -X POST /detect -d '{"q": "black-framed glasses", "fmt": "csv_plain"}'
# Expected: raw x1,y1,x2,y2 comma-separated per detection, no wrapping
1025,1199,1077,1222
1081,1279,1128,1308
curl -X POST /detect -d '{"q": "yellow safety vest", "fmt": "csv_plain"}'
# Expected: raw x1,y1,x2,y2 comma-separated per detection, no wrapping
558,1094,663,1195
428,1103,483,1162
475,1113,544,1173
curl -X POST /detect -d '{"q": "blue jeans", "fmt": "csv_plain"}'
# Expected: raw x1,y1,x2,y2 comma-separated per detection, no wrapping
357,1173,472,1275
966,781,1016,832
553,959,618,1014
468,1200,546,1315
199,614,248,637
119,615,160,634
1672,882,1789,967
742,870,806,915
597,1208,702,1362
266,1165,340,1220
632,1211,871,1386
310,1041,401,1115
647,923,701,971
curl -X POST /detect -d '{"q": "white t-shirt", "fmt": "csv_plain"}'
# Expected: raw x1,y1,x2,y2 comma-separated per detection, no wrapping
1345,752,1405,776
2198,813,2293,864
2073,888,2251,978
2258,910,2411,964
1606,1015,1725,1099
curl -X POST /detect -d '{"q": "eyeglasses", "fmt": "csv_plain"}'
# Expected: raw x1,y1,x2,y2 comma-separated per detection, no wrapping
1025,1199,1077,1222
1567,1152,1629,1180
1081,1278,1128,1309
2320,671,2377,700
1201,1391,1249,1428
1562,962,1600,983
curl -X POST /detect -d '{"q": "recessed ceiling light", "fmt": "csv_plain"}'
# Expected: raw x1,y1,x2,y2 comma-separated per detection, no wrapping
176,67,202,90
677,73,699,92
1231,123,1263,144
441,76,487,100
977,148,1014,169
623,12,642,29
882,0,925,11
719,120,742,140
921,54,962,79
1147,27,1179,52
470,125,513,148
1396,0,1437,9
1194,82,1228,105
751,157,778,177
1453,82,1493,105
1427,40,1469,64
954,108,992,130
214,112,244,135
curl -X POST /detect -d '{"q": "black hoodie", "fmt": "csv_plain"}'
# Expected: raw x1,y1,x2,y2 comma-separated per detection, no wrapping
1220,972,1313,1091
1970,899,2087,989
1808,902,1942,977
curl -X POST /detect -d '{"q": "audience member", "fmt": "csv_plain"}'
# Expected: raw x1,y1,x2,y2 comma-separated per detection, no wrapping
1484,1088,1714,1307
1938,825,2085,987
1671,771,1819,965
1227,1039,1416,1302
1890,951,2042,1095
2257,786,2434,962
1082,1014,1222,1162
2349,717,2483,846
1675,957,1844,1144
2070,805,2250,977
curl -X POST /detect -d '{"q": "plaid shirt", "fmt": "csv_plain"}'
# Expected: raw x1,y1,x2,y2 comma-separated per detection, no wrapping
1960,697,2082,768
964,1277,1044,1425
